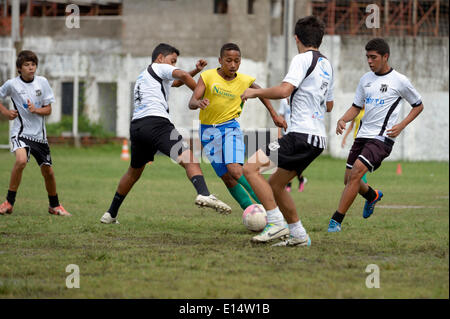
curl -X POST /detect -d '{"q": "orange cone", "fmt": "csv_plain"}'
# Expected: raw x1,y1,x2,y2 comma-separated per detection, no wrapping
396,163,402,175
121,139,130,161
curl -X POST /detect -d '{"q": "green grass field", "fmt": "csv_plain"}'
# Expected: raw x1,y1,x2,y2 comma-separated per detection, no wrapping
0,145,448,298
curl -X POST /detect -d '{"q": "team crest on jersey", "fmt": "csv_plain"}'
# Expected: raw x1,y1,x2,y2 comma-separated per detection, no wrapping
35,89,42,96
364,82,372,88
134,84,142,104
380,84,388,93
268,141,280,152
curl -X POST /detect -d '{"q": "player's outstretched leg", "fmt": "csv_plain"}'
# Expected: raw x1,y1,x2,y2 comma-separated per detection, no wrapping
268,167,311,247
178,149,231,214
243,150,289,243
101,166,145,224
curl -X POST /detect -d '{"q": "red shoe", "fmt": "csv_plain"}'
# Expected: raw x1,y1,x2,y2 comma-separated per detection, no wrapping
48,205,71,216
285,186,292,192
0,200,13,215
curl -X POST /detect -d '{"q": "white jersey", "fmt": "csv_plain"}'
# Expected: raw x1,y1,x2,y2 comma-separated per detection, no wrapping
278,98,291,135
353,68,422,142
0,75,55,143
132,63,178,122
283,50,334,148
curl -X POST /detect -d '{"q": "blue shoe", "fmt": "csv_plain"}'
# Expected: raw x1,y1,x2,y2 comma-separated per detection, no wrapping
327,219,341,232
363,190,383,219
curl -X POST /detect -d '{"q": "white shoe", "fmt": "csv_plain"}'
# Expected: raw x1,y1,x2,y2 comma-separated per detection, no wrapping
195,194,232,215
100,212,119,224
251,223,289,243
272,234,311,247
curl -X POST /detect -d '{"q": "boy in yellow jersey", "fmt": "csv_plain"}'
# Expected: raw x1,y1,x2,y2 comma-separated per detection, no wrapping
189,43,286,211
341,108,367,183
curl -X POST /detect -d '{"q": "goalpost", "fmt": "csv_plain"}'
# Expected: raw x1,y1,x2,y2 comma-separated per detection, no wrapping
0,46,16,150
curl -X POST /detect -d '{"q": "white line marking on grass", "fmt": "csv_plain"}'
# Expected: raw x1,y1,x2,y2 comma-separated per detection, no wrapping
378,205,442,209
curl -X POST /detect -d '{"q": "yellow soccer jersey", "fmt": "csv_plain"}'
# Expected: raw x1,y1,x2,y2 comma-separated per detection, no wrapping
354,108,365,139
200,68,255,125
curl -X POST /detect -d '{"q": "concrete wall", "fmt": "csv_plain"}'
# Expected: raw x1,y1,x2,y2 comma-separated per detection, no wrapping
267,34,449,161
0,0,448,161
122,0,270,62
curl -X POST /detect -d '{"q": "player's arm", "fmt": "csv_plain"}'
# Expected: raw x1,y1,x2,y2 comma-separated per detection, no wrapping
188,77,209,110
341,119,355,148
172,69,197,91
27,99,52,116
241,82,295,101
336,105,361,135
250,82,287,130
172,59,207,88
387,103,424,138
0,101,18,120
326,101,333,112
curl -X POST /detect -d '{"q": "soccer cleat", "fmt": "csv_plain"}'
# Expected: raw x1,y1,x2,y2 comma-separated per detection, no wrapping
272,234,311,247
0,200,13,215
363,190,383,219
48,205,71,217
251,223,289,243
327,219,341,232
195,194,232,215
100,212,119,224
298,177,307,192
285,186,292,192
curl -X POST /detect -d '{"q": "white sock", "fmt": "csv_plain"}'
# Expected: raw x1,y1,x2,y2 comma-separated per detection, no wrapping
288,221,307,239
266,207,285,226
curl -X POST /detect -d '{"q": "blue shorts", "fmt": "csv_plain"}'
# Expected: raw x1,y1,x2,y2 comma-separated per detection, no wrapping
200,119,245,177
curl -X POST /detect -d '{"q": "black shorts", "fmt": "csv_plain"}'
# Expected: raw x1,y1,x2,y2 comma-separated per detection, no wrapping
264,132,323,175
346,138,393,172
129,116,189,168
14,136,52,166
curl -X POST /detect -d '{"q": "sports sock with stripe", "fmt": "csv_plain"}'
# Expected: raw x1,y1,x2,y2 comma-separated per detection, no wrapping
228,184,253,210
108,192,126,218
190,175,210,196
237,175,261,204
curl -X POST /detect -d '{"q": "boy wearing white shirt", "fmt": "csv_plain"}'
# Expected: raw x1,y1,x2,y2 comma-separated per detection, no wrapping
0,50,71,216
101,43,231,224
328,38,424,232
241,16,334,246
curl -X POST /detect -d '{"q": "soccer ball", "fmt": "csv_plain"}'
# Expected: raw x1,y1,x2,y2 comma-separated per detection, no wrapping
242,204,267,232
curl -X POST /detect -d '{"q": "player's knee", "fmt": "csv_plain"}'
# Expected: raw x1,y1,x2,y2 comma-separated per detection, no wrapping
228,167,242,180
14,158,27,170
41,165,54,178
243,163,256,178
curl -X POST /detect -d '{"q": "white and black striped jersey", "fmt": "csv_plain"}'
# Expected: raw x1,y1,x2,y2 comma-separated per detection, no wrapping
132,63,178,122
0,75,55,143
283,50,334,149
353,68,422,142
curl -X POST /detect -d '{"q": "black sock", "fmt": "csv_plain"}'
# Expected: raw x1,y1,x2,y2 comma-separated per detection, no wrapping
190,175,210,196
108,192,126,218
362,186,377,202
7,190,16,206
332,211,345,224
48,194,60,208
287,182,292,187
